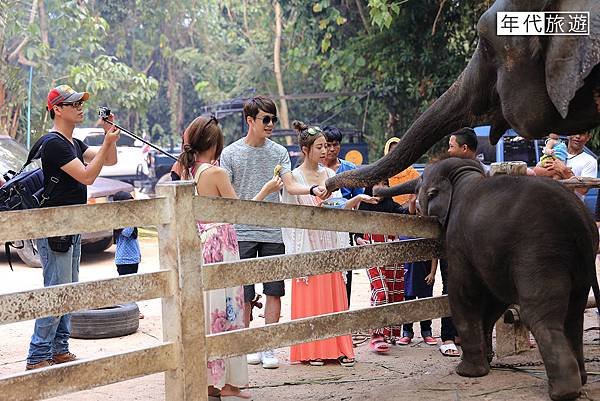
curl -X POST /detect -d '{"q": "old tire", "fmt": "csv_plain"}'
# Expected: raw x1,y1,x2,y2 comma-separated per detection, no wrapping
16,239,42,268
70,303,139,339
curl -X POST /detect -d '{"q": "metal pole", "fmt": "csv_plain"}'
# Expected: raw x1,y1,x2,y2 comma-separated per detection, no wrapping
102,118,178,161
27,66,33,149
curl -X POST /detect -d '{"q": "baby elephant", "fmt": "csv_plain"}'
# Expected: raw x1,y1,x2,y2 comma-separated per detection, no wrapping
378,157,600,401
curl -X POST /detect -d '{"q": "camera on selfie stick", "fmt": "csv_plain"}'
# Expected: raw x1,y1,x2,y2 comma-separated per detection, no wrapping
97,106,177,161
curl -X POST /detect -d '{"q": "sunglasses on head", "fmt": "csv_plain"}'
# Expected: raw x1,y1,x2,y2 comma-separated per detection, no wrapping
258,115,278,125
58,100,85,109
302,126,323,137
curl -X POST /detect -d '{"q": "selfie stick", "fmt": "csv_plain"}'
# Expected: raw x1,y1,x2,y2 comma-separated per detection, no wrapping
101,117,178,161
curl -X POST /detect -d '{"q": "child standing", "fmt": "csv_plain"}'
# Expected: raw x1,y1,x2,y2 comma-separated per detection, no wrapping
355,182,409,353
398,258,438,345
113,191,141,276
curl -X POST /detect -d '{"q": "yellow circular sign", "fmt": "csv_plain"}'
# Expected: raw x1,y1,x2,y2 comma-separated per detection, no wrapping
344,150,363,166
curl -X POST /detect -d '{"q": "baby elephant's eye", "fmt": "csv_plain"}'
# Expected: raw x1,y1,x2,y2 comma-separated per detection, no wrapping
426,188,438,199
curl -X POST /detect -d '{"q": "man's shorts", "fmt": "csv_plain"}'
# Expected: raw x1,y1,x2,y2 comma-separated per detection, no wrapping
238,241,285,303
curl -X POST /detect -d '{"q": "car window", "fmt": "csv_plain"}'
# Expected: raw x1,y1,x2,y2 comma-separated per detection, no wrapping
83,134,137,147
503,136,537,165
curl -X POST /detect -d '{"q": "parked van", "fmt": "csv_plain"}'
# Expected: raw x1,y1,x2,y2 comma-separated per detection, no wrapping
73,128,148,186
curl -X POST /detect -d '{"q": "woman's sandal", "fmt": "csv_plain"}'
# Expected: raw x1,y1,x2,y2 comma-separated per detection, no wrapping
439,342,460,357
308,359,324,366
338,356,356,367
369,336,391,353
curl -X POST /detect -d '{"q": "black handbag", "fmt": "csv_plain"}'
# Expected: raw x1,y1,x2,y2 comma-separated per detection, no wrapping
47,235,73,253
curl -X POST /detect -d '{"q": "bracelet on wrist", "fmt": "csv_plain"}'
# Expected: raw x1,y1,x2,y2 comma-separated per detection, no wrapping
309,185,318,196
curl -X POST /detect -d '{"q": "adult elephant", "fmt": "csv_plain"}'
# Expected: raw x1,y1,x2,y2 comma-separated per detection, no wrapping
326,0,600,192
378,157,600,401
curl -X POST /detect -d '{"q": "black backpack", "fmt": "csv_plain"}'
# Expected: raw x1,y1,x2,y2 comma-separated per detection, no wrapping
0,132,61,269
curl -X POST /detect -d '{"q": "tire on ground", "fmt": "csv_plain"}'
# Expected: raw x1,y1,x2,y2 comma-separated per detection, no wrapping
70,303,140,339
16,239,42,268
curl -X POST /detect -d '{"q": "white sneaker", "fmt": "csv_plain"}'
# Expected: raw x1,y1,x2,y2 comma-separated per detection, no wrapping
247,352,262,365
261,349,279,369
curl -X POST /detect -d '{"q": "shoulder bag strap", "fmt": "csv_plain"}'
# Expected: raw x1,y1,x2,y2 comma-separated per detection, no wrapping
37,131,63,206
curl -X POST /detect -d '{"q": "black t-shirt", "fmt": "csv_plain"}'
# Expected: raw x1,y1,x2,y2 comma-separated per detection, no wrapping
41,132,89,207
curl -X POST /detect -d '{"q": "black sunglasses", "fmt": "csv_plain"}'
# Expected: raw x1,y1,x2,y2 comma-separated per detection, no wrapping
59,100,85,109
258,115,278,125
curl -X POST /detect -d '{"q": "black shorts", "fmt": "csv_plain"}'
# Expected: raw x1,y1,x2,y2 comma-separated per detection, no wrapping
238,241,285,303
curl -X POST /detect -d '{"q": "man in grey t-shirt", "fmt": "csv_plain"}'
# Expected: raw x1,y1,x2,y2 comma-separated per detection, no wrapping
220,96,326,369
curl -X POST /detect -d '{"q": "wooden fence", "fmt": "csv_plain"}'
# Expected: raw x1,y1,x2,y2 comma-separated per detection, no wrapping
0,181,448,400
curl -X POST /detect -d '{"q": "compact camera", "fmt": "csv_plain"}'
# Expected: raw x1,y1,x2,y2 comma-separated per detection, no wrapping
98,106,112,119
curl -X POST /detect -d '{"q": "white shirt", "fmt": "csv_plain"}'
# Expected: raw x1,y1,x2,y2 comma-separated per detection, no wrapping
566,151,597,200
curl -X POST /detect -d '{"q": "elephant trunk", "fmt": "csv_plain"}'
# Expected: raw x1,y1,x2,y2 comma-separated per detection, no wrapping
373,178,419,199
326,45,503,192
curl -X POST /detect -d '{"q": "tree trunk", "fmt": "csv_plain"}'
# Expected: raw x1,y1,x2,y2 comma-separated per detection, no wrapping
8,0,38,64
38,0,48,48
0,82,7,136
273,1,292,145
9,106,19,139
354,0,371,34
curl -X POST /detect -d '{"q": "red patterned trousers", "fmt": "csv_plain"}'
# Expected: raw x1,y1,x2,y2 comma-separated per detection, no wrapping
366,264,405,338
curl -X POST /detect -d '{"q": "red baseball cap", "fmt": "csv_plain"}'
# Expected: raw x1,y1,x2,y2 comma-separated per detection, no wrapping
47,85,89,110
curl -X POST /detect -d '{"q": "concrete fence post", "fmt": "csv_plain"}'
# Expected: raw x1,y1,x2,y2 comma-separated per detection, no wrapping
157,182,207,401
489,161,531,357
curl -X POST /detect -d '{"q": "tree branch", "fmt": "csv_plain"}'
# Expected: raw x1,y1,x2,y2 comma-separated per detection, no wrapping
8,0,38,63
354,0,371,35
431,0,447,36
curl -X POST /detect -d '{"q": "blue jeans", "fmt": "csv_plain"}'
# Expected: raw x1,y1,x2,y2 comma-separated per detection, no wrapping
27,235,81,364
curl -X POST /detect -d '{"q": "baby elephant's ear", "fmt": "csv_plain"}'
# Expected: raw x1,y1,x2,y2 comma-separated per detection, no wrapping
545,3,599,118
426,178,453,227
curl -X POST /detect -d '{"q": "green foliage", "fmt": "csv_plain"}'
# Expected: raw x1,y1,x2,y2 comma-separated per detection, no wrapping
368,0,404,29
1,0,500,159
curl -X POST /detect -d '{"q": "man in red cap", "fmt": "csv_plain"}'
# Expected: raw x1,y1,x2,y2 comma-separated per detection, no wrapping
25,85,120,370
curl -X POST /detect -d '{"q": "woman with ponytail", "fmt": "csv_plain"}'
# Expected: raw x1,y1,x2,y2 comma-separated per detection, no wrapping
171,116,281,400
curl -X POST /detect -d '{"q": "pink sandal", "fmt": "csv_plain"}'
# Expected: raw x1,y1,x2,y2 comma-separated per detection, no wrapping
397,336,412,345
423,336,438,346
369,336,390,353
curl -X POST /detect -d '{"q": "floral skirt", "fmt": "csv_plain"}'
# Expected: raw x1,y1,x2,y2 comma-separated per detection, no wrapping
199,222,248,389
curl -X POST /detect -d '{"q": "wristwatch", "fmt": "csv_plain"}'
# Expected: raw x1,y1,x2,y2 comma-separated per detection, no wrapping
309,185,318,196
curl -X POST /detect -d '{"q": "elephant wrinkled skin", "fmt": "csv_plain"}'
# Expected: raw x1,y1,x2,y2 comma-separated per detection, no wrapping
326,0,600,193
380,157,600,401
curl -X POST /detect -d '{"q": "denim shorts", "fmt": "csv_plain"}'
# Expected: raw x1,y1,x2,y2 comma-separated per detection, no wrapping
238,241,285,303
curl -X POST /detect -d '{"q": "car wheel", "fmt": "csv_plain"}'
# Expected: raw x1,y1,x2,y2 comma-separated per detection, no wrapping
16,239,42,268
81,237,113,253
70,303,140,339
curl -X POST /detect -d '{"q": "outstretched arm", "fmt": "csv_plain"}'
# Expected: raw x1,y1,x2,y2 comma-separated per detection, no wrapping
281,172,327,199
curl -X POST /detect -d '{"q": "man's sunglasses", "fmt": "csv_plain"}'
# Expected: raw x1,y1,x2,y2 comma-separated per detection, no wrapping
258,115,278,125
59,100,85,109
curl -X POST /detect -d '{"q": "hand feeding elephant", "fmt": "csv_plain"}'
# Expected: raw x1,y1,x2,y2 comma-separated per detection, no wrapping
325,0,599,193
377,157,600,401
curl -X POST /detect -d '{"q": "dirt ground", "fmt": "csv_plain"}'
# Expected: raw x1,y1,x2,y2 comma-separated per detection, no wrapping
1,235,600,401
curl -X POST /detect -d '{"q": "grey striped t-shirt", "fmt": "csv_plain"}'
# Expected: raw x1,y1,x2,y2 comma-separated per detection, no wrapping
220,137,291,243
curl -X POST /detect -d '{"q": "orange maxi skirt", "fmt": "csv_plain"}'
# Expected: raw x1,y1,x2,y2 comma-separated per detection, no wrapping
290,272,355,362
